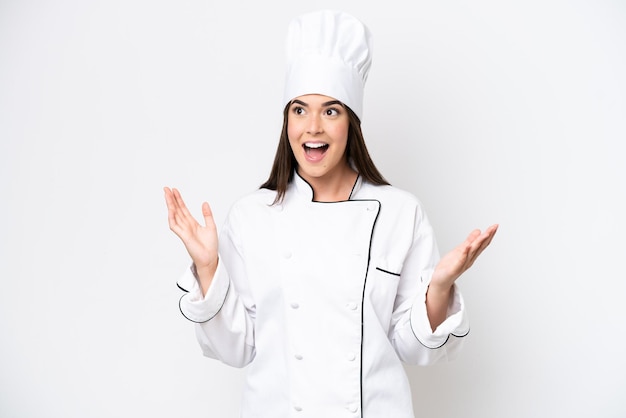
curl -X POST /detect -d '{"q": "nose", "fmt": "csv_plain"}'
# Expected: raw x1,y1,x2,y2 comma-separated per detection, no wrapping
306,114,323,135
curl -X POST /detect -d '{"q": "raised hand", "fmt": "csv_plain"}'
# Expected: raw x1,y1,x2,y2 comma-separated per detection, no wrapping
164,187,219,294
431,224,498,290
426,224,498,331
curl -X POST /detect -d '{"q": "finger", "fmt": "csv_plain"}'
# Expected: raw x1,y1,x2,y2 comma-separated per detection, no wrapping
172,188,197,225
486,224,499,241
167,188,187,227
466,225,498,265
469,239,490,264
481,227,497,249
166,187,186,218
470,224,498,248
464,229,482,246
164,187,176,210
172,188,187,211
167,189,198,237
476,224,498,252
165,188,184,218
201,201,215,228
459,229,483,262
165,187,182,229
469,231,491,255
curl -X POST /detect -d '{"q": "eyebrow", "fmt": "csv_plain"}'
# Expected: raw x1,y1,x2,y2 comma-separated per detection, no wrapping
291,99,344,107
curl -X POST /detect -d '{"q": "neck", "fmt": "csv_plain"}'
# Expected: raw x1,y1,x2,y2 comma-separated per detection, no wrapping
299,166,358,202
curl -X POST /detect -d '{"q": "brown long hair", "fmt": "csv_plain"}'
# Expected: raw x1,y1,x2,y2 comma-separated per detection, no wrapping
260,102,389,204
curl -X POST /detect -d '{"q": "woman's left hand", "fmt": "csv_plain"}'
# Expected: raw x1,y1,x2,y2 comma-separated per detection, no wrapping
430,224,499,291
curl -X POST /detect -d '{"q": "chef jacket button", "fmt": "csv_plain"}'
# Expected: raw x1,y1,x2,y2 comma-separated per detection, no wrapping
290,302,299,309
283,251,292,259
294,354,303,360
347,352,356,361
347,404,358,413
346,302,358,310
293,405,302,412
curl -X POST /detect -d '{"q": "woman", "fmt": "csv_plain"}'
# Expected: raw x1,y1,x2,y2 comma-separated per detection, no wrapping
164,10,497,418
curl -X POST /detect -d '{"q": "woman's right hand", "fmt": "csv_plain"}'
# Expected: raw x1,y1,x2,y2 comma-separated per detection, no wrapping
164,187,219,294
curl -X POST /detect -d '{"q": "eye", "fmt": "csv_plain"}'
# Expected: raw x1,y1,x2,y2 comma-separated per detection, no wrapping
325,108,340,116
291,106,305,115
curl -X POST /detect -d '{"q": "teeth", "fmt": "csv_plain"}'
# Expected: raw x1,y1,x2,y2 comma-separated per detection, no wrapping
305,142,327,148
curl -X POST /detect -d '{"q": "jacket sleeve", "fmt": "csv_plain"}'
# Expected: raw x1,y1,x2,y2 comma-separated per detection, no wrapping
177,206,256,368
389,203,470,365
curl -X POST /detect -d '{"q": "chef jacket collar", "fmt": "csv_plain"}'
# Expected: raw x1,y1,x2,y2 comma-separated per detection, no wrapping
293,170,363,202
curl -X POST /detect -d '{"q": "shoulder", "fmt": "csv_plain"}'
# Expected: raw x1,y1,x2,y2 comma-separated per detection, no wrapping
358,181,422,208
357,181,432,228
220,188,278,238
228,187,277,215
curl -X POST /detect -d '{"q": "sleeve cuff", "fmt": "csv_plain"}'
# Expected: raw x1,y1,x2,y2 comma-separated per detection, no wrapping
410,282,470,349
177,261,230,323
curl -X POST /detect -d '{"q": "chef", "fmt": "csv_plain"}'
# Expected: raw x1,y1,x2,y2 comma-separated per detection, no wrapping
164,9,498,418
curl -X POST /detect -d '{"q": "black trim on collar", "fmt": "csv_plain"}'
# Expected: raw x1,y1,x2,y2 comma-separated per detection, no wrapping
348,175,359,200
294,170,361,202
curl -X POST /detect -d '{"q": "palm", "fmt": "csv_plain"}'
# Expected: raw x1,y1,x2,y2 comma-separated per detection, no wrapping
164,187,218,270
431,224,498,289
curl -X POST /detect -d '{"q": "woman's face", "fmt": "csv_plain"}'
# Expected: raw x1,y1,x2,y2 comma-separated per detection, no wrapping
287,94,351,183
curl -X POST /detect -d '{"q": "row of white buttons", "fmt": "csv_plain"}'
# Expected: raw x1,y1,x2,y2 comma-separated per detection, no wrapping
288,278,360,413
293,404,359,413
290,302,358,310
290,300,358,357
293,352,356,361
284,251,368,259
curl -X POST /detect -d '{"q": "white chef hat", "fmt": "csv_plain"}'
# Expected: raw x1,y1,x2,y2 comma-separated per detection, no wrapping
282,10,373,121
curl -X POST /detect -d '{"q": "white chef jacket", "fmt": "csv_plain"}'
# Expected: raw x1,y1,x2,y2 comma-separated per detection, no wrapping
177,173,469,418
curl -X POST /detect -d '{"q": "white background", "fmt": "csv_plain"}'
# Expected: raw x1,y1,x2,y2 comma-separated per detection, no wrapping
1,1,625,417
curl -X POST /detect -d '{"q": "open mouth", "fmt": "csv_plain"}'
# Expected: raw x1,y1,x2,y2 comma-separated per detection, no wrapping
303,142,329,160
